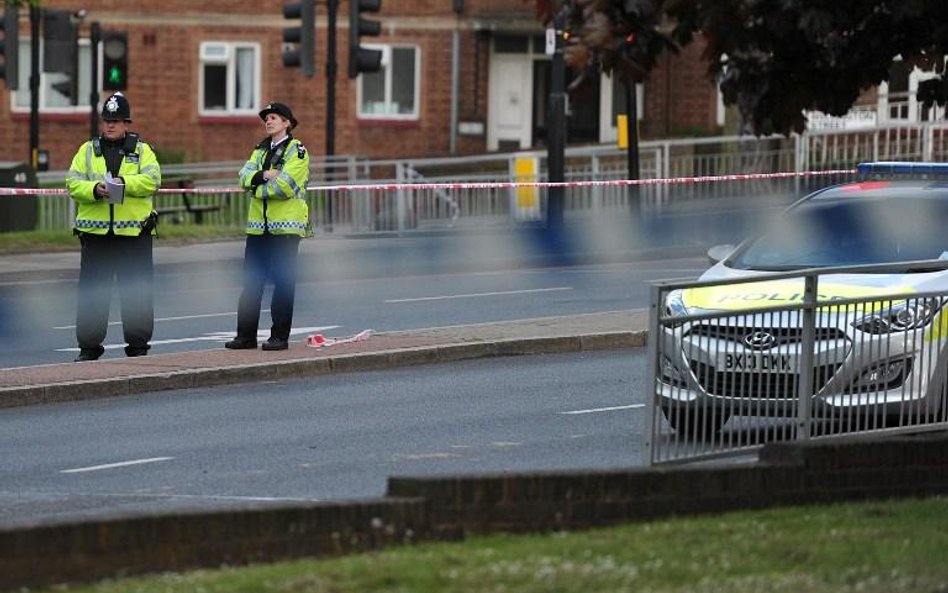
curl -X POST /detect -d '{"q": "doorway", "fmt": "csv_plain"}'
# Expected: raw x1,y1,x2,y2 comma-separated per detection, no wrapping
532,60,601,146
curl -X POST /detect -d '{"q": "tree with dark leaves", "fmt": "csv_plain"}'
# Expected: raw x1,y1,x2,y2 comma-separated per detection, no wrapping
531,0,948,135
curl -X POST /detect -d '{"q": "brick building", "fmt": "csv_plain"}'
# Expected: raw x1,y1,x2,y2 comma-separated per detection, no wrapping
0,0,722,171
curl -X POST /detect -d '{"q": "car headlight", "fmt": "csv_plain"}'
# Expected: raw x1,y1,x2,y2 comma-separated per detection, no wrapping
664,289,688,318
852,297,943,334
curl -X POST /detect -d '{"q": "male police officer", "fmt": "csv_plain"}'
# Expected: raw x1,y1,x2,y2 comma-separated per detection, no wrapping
65,92,162,362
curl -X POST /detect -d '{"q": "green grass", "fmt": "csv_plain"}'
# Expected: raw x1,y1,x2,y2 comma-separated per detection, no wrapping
28,496,948,593
0,230,77,253
0,225,243,254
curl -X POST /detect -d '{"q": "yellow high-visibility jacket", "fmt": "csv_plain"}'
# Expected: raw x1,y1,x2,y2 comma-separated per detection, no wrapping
238,136,310,237
65,135,162,236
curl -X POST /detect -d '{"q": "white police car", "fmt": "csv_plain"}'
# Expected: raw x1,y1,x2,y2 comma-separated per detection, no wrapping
658,162,948,437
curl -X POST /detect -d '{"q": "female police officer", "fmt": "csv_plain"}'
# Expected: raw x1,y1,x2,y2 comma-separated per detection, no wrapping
225,102,310,351
65,92,161,362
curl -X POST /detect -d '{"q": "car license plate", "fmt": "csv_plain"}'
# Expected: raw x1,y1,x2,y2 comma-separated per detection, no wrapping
716,352,795,373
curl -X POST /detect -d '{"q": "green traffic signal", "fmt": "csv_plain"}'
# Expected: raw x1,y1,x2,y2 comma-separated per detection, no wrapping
107,65,122,86
101,31,128,91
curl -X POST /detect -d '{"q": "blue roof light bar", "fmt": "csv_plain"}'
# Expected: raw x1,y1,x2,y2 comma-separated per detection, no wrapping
857,161,948,177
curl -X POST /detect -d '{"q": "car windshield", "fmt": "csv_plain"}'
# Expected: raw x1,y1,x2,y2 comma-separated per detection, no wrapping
728,192,948,271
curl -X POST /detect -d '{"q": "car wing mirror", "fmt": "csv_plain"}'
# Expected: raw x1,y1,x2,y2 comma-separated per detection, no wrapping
707,244,735,265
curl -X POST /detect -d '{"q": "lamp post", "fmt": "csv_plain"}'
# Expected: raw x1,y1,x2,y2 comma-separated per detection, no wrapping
89,21,100,138
546,8,566,230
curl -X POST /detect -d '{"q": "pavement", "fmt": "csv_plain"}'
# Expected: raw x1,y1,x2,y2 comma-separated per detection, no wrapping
0,239,653,410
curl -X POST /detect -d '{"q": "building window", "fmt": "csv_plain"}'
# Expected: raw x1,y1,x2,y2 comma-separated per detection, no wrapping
12,38,92,113
357,45,419,119
199,42,259,115
494,35,529,54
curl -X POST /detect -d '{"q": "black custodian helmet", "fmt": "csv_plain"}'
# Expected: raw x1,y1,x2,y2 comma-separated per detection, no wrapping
259,102,297,129
101,92,132,122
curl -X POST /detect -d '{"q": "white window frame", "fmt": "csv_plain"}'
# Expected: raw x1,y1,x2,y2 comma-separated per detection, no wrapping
10,37,93,114
198,41,261,116
356,44,420,120
599,73,643,144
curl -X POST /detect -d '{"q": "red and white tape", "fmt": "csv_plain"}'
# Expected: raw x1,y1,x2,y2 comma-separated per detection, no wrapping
0,168,855,197
306,329,373,348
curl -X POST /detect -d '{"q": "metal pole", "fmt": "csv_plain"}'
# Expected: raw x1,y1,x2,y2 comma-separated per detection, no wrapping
449,26,459,154
89,22,100,139
796,274,818,441
326,0,336,159
625,79,640,218
449,0,464,154
325,0,337,232
625,80,639,181
28,5,39,170
546,8,566,230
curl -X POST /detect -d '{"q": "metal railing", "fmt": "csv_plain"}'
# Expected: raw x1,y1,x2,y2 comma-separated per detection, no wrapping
20,122,948,234
644,262,948,466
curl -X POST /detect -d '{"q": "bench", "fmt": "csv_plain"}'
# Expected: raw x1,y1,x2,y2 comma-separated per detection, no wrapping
156,179,223,225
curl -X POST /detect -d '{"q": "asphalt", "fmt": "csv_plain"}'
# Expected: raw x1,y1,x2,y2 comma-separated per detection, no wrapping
0,239,652,410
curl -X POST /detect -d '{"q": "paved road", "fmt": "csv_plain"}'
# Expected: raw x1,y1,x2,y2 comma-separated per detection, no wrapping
0,226,697,528
0,349,648,529
0,234,708,368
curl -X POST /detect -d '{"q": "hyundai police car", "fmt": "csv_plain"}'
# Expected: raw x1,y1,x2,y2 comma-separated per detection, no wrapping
658,162,948,437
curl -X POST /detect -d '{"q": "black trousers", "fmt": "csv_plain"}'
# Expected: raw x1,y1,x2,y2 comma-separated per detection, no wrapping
235,233,301,341
76,233,154,352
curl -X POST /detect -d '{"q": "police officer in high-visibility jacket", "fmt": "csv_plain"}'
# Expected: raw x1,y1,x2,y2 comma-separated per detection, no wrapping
225,102,310,351
65,92,161,362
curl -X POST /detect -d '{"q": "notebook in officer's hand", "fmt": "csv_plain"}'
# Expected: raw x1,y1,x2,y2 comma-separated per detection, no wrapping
104,172,124,205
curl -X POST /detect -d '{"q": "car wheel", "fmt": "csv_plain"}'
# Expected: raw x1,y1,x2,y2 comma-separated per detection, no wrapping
661,405,731,439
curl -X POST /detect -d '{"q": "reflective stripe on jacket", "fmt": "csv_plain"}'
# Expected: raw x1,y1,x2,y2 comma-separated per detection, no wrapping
238,137,310,237
65,138,162,236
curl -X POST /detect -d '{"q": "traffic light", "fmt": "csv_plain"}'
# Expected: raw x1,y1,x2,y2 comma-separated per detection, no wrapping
348,0,382,79
282,0,315,78
43,9,78,104
0,8,18,90
101,32,129,91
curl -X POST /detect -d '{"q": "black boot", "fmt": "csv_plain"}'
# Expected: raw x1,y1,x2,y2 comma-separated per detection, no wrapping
261,337,288,351
74,346,104,362
225,336,258,350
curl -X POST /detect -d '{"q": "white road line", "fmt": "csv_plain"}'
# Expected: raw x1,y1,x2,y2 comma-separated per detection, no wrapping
0,490,322,503
97,492,322,503
561,404,644,415
52,310,268,331
60,457,174,474
54,325,340,352
385,286,573,303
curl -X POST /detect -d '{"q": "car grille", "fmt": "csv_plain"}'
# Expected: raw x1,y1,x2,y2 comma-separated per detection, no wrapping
689,361,844,398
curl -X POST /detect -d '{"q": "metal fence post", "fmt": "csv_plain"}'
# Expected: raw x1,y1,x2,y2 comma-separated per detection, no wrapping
796,273,818,441
642,283,664,466
924,122,934,162
395,161,407,231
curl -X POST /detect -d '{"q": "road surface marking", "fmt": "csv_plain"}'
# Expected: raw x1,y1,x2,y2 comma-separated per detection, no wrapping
385,286,572,303
105,492,323,503
391,452,462,461
53,310,270,330
562,404,644,415
60,457,174,474
54,326,340,352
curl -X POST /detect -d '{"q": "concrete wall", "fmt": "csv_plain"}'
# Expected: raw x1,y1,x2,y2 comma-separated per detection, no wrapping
2,432,947,590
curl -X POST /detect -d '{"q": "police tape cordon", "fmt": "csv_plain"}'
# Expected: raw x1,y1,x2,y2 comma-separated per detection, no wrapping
0,168,855,196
